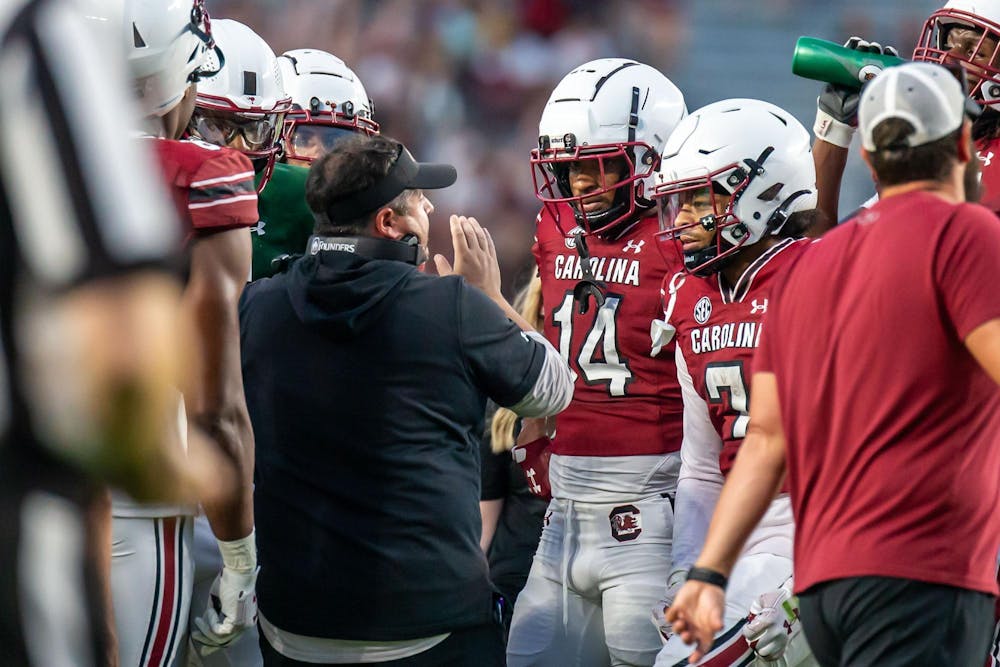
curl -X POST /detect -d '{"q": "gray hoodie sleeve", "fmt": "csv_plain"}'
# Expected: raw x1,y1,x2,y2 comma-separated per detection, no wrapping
507,331,573,418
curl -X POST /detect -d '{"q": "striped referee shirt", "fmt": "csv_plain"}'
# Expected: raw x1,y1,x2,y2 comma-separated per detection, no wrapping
0,0,177,447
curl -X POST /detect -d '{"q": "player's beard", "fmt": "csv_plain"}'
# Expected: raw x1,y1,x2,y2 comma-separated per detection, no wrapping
964,147,983,203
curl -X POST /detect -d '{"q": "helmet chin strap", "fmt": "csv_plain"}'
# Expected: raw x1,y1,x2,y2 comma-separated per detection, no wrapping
571,232,607,314
767,189,814,235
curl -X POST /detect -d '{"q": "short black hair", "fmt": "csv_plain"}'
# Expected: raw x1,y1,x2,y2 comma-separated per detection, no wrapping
779,208,827,238
868,118,961,187
305,134,413,235
973,106,1000,142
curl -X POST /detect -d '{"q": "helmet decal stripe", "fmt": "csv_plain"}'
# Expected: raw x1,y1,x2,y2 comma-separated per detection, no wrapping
590,61,638,100
628,86,640,143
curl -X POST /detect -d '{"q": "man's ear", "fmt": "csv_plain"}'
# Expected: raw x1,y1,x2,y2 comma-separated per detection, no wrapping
371,207,399,240
860,147,879,186
958,118,974,164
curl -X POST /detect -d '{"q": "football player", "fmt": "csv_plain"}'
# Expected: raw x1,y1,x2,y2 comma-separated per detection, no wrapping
814,1,999,223
914,2,1000,209
650,99,821,667
99,2,261,664
186,19,291,195
506,58,688,667
252,48,378,279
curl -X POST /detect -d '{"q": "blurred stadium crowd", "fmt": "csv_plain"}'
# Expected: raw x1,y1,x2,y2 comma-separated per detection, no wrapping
213,0,938,292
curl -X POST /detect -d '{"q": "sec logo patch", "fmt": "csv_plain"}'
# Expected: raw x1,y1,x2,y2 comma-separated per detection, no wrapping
694,296,712,324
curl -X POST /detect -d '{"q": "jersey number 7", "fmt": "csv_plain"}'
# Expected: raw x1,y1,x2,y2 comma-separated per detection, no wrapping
705,361,749,439
551,291,633,397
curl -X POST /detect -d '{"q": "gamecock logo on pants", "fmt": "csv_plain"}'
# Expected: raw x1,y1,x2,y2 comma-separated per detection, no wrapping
609,504,642,542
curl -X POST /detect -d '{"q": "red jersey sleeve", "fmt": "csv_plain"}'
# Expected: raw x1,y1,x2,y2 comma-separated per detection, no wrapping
187,150,258,232
934,203,1000,340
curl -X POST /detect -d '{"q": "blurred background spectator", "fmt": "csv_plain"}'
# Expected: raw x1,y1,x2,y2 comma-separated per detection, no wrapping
214,0,938,293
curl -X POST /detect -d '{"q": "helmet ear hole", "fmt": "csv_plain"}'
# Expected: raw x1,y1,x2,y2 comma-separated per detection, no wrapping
757,182,784,202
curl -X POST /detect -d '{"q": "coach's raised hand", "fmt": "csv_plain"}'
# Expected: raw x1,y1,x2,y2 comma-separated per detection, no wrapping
434,215,502,297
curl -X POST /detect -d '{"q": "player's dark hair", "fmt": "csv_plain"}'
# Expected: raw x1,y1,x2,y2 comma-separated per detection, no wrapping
972,106,1000,142
306,134,413,235
779,208,827,238
868,118,960,187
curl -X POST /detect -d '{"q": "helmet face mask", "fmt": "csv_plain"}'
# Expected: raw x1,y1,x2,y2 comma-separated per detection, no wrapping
530,141,655,236
189,107,283,152
914,5,1000,105
654,167,749,276
282,123,364,162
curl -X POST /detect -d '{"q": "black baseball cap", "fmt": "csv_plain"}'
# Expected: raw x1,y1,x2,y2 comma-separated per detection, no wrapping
325,142,457,221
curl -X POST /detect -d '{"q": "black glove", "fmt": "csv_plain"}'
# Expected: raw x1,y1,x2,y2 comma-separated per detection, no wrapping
814,37,899,147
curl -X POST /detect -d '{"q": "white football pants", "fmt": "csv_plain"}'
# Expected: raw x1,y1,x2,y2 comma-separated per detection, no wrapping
507,494,674,666
111,515,194,667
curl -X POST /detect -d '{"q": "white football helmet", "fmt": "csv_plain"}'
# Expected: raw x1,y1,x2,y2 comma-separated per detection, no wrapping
530,58,687,235
914,0,1000,105
278,49,378,164
653,99,817,276
79,0,221,118
188,18,291,190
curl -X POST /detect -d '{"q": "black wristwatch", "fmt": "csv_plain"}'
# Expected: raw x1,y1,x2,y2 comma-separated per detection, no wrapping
686,566,728,590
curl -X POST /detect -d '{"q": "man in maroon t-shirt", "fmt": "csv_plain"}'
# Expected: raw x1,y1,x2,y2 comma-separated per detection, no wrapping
665,62,1000,666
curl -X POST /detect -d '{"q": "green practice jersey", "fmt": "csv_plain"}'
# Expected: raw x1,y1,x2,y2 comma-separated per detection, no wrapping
252,162,314,279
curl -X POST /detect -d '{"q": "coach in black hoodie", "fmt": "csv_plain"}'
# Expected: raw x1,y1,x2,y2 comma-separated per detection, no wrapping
239,135,573,667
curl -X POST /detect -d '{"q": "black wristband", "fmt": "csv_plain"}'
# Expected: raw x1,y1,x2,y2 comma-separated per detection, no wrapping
687,566,728,589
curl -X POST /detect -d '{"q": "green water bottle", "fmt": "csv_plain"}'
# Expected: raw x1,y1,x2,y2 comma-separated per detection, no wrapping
792,36,906,89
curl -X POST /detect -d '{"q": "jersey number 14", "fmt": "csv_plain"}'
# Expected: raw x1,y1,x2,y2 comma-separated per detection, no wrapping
552,291,633,397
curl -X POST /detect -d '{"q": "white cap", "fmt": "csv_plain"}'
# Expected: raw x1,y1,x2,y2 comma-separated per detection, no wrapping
859,62,965,151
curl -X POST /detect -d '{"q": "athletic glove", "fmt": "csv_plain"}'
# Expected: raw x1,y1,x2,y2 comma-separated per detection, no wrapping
512,435,553,501
814,37,900,148
191,531,258,656
651,568,688,643
743,578,798,662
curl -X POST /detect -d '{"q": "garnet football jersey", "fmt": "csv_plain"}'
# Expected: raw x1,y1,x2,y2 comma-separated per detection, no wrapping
115,138,257,518
533,205,683,457
662,238,807,475
976,137,1000,215
149,137,258,239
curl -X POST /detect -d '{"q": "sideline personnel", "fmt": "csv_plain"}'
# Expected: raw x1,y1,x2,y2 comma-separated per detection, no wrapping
241,134,573,666
667,62,1000,666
